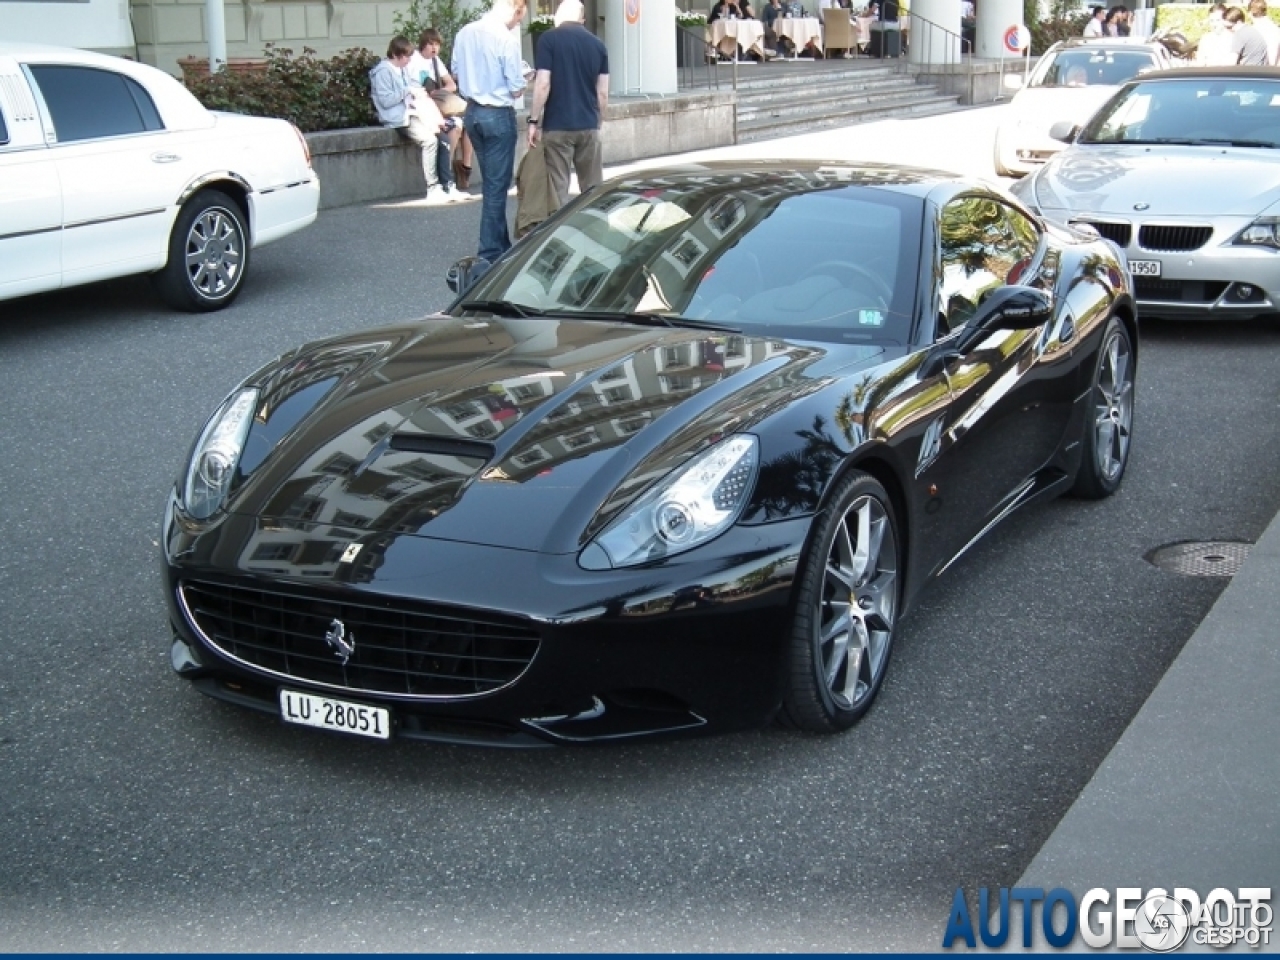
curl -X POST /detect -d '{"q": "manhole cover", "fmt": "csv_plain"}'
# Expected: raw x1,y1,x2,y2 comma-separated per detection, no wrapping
1145,540,1253,578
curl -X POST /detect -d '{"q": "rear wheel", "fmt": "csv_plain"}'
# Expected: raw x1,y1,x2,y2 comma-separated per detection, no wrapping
1071,316,1134,499
781,471,900,733
153,190,250,312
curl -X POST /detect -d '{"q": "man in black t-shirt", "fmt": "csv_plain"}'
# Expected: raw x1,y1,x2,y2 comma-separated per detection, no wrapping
526,0,610,210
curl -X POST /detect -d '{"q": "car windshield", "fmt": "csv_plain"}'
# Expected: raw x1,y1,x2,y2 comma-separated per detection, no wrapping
1080,76,1280,147
1030,48,1157,88
455,170,923,346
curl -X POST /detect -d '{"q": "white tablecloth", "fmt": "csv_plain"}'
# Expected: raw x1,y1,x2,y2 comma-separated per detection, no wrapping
706,19,766,59
774,17,823,53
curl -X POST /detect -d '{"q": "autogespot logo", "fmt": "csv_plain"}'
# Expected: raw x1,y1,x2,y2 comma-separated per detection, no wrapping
942,886,1273,951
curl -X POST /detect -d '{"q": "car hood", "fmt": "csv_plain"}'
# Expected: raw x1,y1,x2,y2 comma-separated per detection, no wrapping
221,315,882,554
1031,144,1280,217
1007,86,1119,127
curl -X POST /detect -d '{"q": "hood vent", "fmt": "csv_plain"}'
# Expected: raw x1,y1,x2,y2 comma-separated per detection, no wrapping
388,434,495,461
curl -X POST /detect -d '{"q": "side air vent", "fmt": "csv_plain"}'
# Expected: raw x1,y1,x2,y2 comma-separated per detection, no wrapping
388,434,495,460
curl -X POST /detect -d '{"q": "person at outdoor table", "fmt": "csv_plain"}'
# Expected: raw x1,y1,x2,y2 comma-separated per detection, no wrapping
710,0,741,19
452,0,528,263
762,0,784,52
1225,4,1269,63
739,0,756,17
369,35,449,205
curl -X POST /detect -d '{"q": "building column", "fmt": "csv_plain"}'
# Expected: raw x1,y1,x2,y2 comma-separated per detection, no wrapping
907,0,960,65
974,0,1024,60
604,0,676,96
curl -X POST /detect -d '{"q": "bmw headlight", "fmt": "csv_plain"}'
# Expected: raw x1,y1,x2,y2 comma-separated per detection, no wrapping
581,434,759,570
181,388,259,520
1233,218,1280,250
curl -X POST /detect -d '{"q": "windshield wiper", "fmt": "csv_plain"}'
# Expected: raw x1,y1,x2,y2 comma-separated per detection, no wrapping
1192,138,1277,148
457,299,546,318
540,309,741,333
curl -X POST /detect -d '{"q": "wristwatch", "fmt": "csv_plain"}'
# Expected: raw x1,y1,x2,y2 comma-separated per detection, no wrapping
528,117,539,125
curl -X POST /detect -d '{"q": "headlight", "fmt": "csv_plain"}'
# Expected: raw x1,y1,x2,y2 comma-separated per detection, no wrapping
1232,218,1280,250
580,434,759,570
181,388,259,520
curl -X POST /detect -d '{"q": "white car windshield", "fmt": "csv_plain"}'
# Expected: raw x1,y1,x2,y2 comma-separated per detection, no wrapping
1031,48,1158,88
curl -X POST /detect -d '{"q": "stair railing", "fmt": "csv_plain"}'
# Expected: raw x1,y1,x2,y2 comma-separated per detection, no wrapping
881,10,972,82
677,22,724,91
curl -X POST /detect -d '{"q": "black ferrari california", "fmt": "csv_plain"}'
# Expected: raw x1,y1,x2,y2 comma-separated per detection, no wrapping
162,161,1137,746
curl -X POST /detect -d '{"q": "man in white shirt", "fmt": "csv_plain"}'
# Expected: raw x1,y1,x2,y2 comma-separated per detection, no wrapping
452,0,528,262
1083,5,1106,36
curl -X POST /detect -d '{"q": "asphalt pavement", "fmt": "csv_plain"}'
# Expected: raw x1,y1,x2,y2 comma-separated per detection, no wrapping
0,105,1276,951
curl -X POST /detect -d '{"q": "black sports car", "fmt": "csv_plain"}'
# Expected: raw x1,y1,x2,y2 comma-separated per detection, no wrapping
162,161,1137,746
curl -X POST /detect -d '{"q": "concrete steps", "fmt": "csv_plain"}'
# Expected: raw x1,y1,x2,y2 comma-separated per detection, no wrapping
723,59,962,143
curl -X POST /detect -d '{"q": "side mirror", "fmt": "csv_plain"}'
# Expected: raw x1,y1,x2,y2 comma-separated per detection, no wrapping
1003,74,1024,91
970,284,1053,334
1049,120,1079,143
446,256,492,296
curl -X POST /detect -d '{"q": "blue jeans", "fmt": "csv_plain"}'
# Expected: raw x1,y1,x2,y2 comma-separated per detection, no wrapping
465,104,517,263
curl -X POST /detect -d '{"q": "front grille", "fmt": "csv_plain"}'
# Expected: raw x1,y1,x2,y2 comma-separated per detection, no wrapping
181,580,540,698
1138,225,1213,252
1073,220,1132,247
1134,278,1229,303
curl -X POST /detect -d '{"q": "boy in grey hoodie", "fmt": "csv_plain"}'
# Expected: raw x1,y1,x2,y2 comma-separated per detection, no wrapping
370,36,454,204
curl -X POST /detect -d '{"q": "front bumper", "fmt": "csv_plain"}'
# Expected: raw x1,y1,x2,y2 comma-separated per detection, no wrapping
162,497,810,746
1046,212,1280,320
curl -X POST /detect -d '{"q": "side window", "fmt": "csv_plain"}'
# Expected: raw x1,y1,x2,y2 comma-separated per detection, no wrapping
937,196,1040,339
28,66,164,143
0,107,8,145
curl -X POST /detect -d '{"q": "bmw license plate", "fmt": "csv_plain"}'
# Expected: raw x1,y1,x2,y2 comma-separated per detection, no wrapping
1129,259,1162,277
279,688,390,740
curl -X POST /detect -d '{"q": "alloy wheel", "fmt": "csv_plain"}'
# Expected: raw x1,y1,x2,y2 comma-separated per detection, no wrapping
816,493,898,710
184,207,245,301
1093,328,1133,482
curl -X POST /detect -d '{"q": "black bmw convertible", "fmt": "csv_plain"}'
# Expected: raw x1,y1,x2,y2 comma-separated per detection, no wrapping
162,161,1137,746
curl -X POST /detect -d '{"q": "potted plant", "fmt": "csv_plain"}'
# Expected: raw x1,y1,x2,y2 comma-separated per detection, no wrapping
527,13,555,58
676,10,707,66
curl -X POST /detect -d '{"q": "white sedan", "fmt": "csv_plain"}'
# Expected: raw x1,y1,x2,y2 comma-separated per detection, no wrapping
993,39,1172,178
0,42,319,312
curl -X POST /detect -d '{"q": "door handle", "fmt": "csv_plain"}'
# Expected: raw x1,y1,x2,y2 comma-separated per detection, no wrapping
151,152,181,163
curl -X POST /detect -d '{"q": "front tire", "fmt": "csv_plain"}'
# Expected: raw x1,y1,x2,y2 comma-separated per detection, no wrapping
781,471,900,733
153,190,250,312
1071,316,1134,499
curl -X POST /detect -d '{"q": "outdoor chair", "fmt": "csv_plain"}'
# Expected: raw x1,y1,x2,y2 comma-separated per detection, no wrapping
823,8,856,57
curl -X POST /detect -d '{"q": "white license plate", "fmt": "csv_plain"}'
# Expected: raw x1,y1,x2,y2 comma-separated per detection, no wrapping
279,688,390,740
1129,259,1162,277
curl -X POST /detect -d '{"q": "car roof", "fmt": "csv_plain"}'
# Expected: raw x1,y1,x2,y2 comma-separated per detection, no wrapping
0,41,213,130
1047,38,1166,53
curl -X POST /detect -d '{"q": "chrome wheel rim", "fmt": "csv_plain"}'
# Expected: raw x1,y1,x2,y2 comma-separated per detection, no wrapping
816,494,898,710
1093,329,1133,482
185,207,244,301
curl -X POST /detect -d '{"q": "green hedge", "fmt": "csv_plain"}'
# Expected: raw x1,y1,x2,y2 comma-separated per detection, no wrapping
184,45,380,133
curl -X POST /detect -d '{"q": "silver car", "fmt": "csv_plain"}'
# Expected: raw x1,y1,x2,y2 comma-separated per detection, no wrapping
1012,67,1280,321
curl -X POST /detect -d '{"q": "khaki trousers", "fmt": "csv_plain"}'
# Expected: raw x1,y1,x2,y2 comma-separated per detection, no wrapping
542,128,604,210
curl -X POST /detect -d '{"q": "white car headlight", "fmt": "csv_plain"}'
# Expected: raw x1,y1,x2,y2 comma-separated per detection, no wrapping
181,388,259,520
581,434,759,569
1233,218,1280,250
